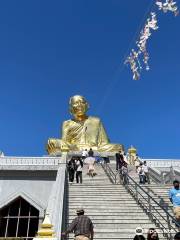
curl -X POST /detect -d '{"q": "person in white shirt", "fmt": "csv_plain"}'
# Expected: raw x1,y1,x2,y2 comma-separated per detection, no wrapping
82,149,88,161
137,163,145,184
143,161,150,184
134,154,141,171
135,160,140,172
123,152,129,164
75,157,83,183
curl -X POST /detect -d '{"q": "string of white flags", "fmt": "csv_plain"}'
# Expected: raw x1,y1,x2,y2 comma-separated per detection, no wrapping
125,0,179,80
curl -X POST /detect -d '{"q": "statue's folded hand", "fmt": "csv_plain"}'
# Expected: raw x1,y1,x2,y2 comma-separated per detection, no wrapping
47,138,69,154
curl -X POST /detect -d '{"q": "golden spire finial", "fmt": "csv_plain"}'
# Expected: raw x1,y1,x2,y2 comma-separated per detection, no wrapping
36,214,55,238
128,145,137,154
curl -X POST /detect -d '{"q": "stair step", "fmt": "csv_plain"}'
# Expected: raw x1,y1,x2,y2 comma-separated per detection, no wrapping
68,216,150,219
68,219,152,224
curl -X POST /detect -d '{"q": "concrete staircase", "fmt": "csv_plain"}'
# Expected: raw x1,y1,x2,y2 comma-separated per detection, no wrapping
108,163,176,226
108,163,174,210
142,184,174,216
66,164,166,240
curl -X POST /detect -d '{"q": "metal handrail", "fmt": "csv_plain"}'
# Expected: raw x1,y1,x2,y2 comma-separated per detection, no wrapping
101,161,119,183
144,186,174,213
101,162,180,239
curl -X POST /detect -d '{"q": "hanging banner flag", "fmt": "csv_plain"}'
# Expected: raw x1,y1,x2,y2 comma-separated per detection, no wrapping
125,49,140,80
125,1,178,80
156,0,179,16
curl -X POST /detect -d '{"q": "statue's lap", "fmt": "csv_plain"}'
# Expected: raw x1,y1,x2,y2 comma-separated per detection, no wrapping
47,138,123,154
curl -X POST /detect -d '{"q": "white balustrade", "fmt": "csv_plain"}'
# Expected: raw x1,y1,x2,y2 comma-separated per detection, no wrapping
145,159,180,168
0,157,62,166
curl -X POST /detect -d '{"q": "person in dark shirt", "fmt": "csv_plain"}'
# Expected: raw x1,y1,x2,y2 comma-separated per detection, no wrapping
133,236,145,240
88,148,94,157
67,157,76,183
115,151,124,171
62,209,94,240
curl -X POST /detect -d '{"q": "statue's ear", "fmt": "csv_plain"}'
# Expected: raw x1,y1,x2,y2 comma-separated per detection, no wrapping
69,106,73,115
86,102,89,111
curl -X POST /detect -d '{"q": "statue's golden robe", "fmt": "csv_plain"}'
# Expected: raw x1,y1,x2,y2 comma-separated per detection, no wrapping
47,116,123,154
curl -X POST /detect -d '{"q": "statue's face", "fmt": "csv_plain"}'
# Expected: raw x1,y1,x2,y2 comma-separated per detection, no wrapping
70,95,88,117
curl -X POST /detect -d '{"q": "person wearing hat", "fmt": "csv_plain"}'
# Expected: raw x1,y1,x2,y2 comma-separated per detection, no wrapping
62,208,94,240
133,227,145,240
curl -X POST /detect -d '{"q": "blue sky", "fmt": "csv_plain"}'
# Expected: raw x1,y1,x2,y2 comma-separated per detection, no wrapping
0,0,179,158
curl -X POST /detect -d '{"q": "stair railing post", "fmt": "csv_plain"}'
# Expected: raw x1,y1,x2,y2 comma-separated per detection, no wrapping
170,166,175,183
160,172,165,184
166,213,173,240
135,183,138,202
148,194,152,218
104,160,107,171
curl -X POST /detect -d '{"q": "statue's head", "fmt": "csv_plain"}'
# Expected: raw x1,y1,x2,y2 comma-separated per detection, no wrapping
69,95,89,118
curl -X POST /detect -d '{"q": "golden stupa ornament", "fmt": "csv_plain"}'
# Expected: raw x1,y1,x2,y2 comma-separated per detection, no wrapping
128,145,137,155
35,214,55,238
127,145,137,165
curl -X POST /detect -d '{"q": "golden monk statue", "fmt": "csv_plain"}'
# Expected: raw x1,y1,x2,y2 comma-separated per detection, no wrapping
47,95,124,154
